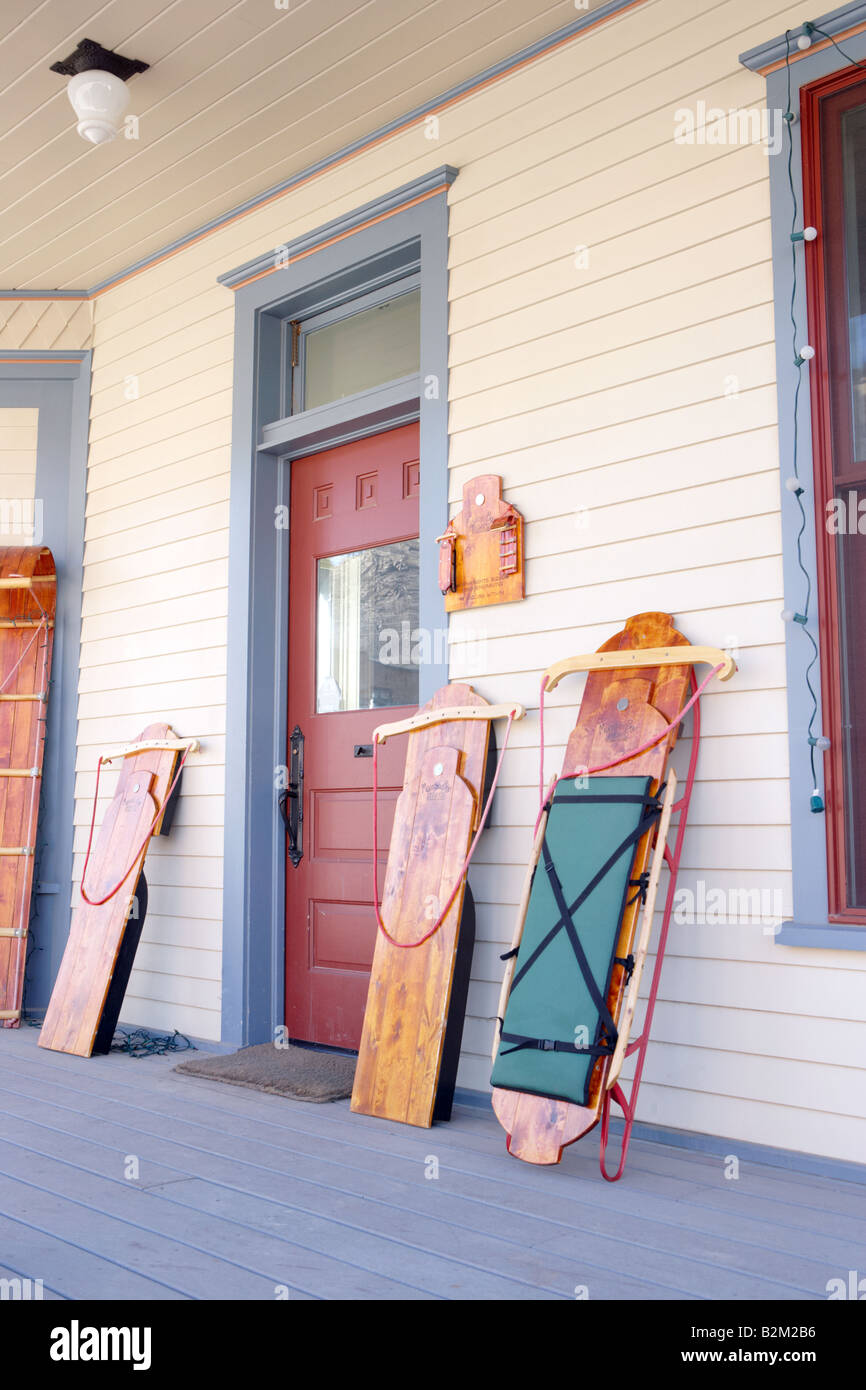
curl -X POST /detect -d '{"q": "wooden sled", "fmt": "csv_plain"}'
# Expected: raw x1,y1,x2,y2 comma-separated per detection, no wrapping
39,724,199,1057
491,613,735,1178
0,547,56,1028
352,683,524,1128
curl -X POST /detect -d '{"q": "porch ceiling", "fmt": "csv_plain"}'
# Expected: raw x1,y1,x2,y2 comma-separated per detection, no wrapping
0,0,610,292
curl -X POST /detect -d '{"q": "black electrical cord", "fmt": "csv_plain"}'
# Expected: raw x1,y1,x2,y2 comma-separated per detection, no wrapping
783,29,825,809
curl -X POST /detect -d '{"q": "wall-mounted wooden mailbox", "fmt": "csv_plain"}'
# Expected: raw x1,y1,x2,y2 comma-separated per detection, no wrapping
437,474,525,612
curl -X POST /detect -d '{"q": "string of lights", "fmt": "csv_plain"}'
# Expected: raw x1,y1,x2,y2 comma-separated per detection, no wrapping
779,25,835,813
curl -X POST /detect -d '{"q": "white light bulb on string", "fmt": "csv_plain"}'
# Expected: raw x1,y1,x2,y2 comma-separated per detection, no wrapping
803,226,818,240
785,476,805,495
798,34,812,50
781,608,807,625
796,344,815,365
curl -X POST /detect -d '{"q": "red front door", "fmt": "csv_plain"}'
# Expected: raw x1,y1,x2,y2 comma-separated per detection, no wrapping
285,423,420,1047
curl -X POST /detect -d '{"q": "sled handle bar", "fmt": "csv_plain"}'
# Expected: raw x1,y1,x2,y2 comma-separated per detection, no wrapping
374,703,525,744
99,737,201,764
543,645,736,692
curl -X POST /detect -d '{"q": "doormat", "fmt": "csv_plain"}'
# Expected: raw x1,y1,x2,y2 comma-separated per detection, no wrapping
174,1042,355,1102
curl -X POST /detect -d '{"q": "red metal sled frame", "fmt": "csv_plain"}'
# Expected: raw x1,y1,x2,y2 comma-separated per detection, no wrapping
598,671,701,1182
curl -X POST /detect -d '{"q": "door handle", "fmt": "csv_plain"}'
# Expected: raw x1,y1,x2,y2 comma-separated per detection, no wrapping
279,725,304,867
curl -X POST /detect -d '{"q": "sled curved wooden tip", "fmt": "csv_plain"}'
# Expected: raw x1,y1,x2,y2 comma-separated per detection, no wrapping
492,1087,598,1164
544,644,736,691
374,702,525,744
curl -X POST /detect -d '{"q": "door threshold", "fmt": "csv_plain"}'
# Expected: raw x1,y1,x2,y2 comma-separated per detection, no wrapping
288,1037,359,1059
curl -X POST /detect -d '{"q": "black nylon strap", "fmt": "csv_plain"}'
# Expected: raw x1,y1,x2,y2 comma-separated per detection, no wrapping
551,793,650,804
614,952,636,979
510,801,661,995
498,1030,613,1059
626,871,651,906
540,843,621,1049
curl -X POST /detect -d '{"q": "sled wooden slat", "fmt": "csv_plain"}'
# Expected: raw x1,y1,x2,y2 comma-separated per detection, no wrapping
0,576,56,589
39,723,183,1058
0,620,54,629
0,546,55,1029
606,773,677,1090
352,683,497,1128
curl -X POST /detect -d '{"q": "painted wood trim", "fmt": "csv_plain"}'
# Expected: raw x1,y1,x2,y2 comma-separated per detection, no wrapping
0,356,89,1011
258,377,421,456
219,170,457,290
740,3,866,74
761,32,866,948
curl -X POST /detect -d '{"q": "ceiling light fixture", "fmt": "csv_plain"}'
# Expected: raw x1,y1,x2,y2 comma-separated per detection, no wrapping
50,38,149,146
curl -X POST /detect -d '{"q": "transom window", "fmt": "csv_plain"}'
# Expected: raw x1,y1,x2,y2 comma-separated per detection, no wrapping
289,283,420,414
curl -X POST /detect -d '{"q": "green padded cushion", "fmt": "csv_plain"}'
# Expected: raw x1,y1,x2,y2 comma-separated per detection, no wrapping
491,775,652,1108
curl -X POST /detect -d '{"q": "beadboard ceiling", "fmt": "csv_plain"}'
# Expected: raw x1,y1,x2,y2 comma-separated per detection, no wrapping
0,0,608,292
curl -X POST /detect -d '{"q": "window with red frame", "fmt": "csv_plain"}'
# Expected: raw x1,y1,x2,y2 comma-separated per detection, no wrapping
803,68,866,919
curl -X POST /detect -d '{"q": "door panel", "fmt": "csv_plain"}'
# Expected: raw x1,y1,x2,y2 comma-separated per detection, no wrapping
285,423,419,1046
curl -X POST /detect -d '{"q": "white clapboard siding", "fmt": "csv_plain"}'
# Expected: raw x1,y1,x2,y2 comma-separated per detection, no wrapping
74,0,866,1166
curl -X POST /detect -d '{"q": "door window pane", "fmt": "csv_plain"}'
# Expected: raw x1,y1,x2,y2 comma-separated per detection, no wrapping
303,290,420,411
316,539,419,713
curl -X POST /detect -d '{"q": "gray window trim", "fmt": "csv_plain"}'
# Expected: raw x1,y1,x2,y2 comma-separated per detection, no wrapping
0,354,89,1008
261,375,421,457
220,174,452,1046
744,30,866,949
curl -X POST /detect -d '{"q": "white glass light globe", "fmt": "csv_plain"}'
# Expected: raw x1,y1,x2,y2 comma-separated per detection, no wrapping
67,69,130,144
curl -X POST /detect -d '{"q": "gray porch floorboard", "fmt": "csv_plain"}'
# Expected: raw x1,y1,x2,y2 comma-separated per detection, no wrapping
0,1026,861,1301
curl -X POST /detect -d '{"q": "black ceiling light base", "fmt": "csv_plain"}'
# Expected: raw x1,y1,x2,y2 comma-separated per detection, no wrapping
50,38,149,82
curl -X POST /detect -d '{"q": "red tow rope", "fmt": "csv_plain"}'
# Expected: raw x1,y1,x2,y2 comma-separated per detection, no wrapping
372,711,516,949
536,662,725,831
80,746,192,907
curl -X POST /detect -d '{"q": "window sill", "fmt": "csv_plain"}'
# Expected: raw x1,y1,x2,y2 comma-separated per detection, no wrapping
258,374,420,457
776,921,866,951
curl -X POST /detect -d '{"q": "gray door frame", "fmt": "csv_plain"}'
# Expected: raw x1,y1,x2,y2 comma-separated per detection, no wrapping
0,352,89,1012
220,169,455,1046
